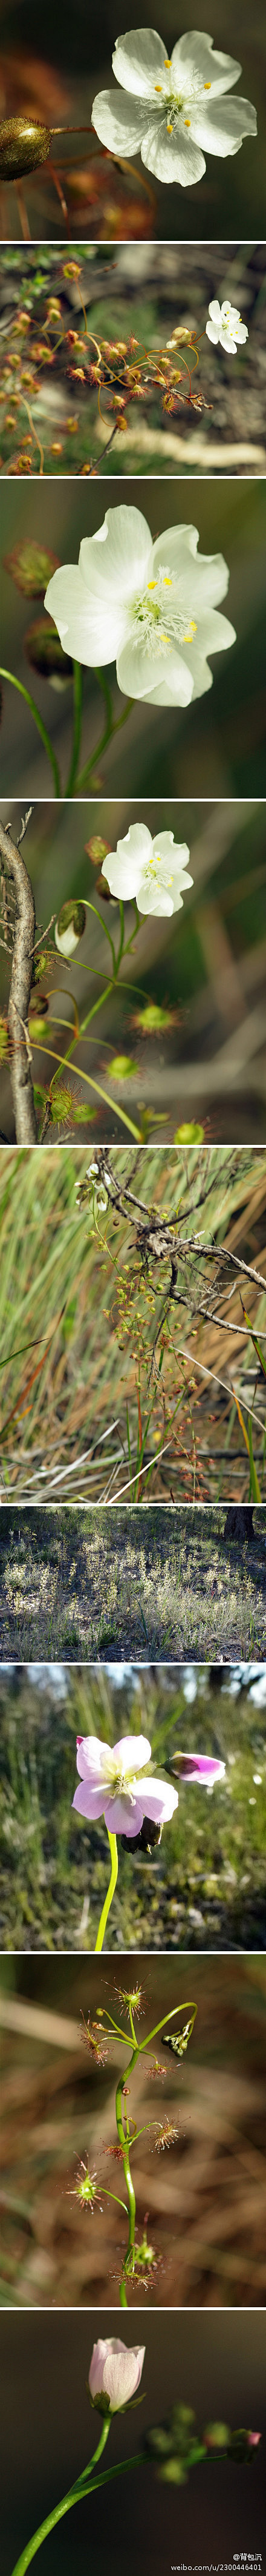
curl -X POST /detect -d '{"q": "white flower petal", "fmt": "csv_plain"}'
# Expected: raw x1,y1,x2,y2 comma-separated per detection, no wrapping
153,528,230,611
91,87,149,154
206,318,219,342
141,116,205,183
117,633,193,703
135,881,181,917
190,94,257,154
208,299,222,324
220,330,238,352
146,665,213,707
171,31,242,95
44,562,127,667
112,27,167,97
80,508,152,604
152,832,191,866
117,823,153,864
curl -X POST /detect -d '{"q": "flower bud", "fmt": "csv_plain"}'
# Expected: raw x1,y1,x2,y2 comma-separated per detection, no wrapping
4,542,60,598
0,117,51,180
25,616,73,685
87,2337,145,2415
54,901,86,957
85,836,110,864
174,1122,205,1144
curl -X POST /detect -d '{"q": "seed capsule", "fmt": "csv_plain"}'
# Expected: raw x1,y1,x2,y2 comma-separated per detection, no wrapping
0,118,51,179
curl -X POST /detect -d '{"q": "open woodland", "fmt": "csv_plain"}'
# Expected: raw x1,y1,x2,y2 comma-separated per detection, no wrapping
0,1662,265,1952
1,1505,266,1658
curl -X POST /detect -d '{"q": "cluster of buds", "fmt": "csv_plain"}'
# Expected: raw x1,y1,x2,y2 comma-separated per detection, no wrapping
144,2403,261,2485
0,287,211,476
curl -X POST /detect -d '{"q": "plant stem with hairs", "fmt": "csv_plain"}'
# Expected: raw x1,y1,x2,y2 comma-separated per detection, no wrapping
0,813,37,1140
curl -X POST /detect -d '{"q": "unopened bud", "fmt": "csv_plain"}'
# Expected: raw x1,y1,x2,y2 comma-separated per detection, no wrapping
54,901,86,957
4,541,60,598
0,117,51,179
85,836,109,864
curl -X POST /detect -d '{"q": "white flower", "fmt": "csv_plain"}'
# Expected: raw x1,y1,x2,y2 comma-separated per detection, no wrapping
91,27,257,188
206,298,248,353
45,504,236,711
88,2338,145,2413
102,824,193,918
73,1730,179,1836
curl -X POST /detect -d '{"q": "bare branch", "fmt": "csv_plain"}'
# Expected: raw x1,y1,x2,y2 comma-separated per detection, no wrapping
0,815,37,1142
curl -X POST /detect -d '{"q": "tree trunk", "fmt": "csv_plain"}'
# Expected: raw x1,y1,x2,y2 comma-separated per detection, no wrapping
223,1506,255,1541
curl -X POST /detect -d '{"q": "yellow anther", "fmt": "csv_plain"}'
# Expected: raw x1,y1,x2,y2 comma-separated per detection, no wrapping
184,117,191,125
159,630,170,641
154,84,162,90
164,58,172,66
167,122,173,132
163,576,172,585
204,81,211,87
147,580,157,590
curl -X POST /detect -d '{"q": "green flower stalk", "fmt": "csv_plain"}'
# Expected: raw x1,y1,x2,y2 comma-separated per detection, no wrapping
75,1985,198,2305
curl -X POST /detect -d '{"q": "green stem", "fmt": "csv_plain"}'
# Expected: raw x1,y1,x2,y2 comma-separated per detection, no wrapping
10,2422,110,2576
10,2443,145,2576
95,1830,118,1952
76,680,133,792
0,669,61,797
65,660,83,796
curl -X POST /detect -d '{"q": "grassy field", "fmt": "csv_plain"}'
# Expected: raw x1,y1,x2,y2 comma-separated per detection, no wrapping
1,1504,266,1661
0,1145,266,1503
0,1659,265,1954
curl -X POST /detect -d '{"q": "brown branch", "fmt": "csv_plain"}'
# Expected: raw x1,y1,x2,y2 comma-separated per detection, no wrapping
0,815,37,1141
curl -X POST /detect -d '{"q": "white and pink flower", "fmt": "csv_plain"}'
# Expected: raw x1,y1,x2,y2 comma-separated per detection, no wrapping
88,2336,145,2411
73,1732,179,1838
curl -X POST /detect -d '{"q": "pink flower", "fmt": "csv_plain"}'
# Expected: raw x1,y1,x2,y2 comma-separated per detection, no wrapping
173,1753,225,1784
88,2336,145,2411
73,1733,179,1837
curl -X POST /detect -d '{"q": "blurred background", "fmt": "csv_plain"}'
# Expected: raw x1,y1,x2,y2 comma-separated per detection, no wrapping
0,243,265,476
1,1951,266,2309
1,797,266,1145
1,2309,265,2575
0,0,264,240
1,1660,265,1950
1,478,265,797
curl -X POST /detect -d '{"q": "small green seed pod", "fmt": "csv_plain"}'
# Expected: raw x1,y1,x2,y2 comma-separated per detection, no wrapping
0,118,51,180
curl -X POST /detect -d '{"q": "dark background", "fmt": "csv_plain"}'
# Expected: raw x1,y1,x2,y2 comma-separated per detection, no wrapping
1,478,265,797
1,2309,265,2572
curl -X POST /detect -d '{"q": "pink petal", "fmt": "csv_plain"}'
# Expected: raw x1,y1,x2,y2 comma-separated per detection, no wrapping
72,1782,106,1819
176,1754,225,1782
112,1733,151,1769
76,1734,109,1782
103,1791,144,1835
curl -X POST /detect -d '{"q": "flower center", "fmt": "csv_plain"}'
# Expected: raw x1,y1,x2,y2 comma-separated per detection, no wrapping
153,65,212,134
132,565,197,660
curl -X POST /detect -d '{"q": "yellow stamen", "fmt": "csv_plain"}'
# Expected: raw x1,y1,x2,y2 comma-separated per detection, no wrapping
163,576,172,585
147,580,156,589
159,630,170,641
154,84,162,90
164,58,171,67
184,118,191,126
167,122,173,132
204,81,211,87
